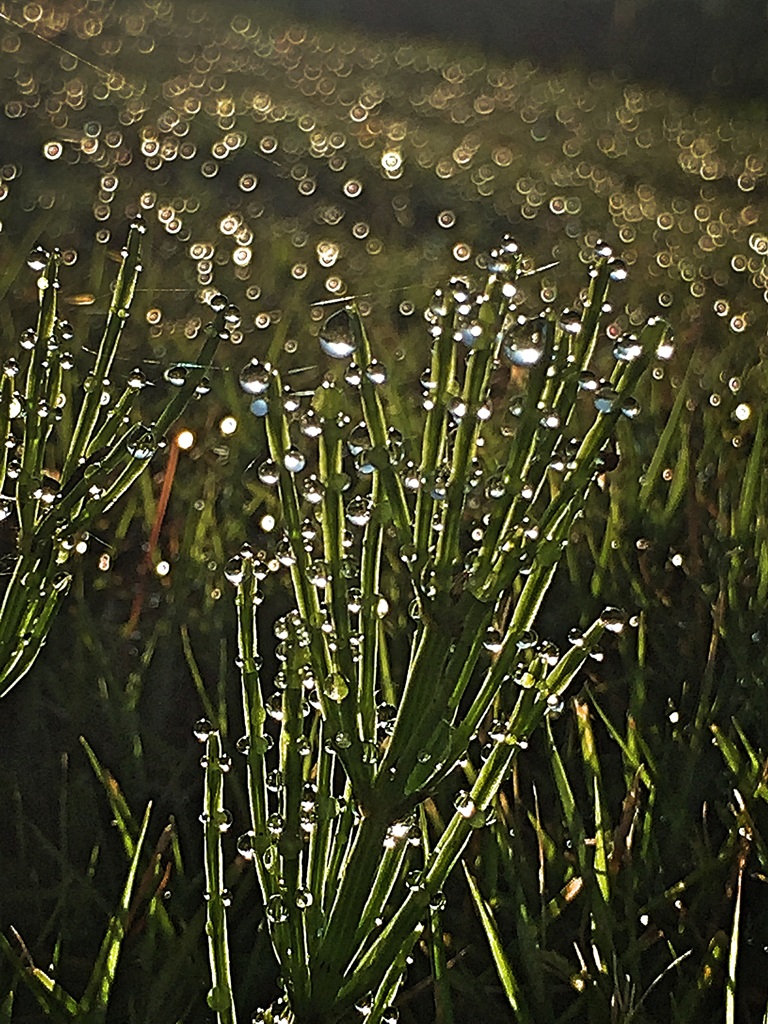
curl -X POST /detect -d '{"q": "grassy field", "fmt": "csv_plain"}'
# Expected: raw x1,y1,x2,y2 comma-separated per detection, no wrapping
2,2,768,1022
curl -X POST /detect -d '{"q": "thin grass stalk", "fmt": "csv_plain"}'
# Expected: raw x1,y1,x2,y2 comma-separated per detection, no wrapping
62,218,143,480
202,730,238,1024
413,291,456,563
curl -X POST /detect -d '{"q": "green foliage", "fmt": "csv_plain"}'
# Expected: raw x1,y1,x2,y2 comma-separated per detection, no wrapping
0,221,229,698
3,5,768,1024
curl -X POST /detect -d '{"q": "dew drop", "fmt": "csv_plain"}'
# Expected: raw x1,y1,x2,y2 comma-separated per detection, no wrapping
319,307,357,359
239,360,271,395
323,672,349,702
593,386,619,413
283,448,306,473
194,718,213,742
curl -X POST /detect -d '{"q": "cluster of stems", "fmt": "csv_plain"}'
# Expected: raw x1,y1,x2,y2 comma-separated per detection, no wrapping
0,217,228,698
201,239,671,1024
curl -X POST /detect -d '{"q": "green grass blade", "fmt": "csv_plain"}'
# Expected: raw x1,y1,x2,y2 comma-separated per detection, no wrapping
463,861,531,1022
78,801,153,1021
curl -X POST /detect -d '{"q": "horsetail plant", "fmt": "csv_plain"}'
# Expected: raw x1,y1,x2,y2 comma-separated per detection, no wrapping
0,216,231,698
199,238,673,1024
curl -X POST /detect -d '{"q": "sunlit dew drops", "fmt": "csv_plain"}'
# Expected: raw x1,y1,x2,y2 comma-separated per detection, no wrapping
127,429,156,460
365,360,387,384
27,246,48,272
608,258,628,281
504,319,543,367
600,607,627,633
258,460,279,486
613,335,644,362
437,209,456,228
620,396,641,418
164,366,188,387
194,718,213,742
283,448,306,473
319,307,357,359
316,240,340,268
594,386,619,413
323,671,349,702
239,359,272,396
346,495,372,527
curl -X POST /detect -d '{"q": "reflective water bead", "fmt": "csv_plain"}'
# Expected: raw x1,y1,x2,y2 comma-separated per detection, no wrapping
27,246,49,272
257,459,279,485
319,307,357,359
224,556,244,585
283,448,306,473
300,409,323,438
559,309,581,334
302,475,325,504
593,386,619,413
127,430,156,459
613,336,643,362
193,718,213,742
346,495,371,526
608,258,628,281
600,607,627,633
164,365,188,387
239,359,271,395
620,396,641,418
365,360,387,385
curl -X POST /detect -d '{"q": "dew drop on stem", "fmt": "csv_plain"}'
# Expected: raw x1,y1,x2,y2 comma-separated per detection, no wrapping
319,307,357,359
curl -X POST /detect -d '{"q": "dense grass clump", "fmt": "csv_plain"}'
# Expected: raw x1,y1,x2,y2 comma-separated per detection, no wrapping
3,3,768,1024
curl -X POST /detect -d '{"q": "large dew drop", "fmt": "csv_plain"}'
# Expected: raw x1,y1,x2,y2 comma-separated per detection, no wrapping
239,359,271,395
319,307,357,359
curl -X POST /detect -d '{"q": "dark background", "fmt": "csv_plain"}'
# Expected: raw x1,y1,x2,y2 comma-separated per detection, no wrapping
263,0,768,106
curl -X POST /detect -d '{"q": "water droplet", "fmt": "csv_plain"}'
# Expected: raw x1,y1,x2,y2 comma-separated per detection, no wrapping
319,307,357,359
295,888,313,909
365,360,387,385
322,672,349,702
250,397,269,417
454,790,476,817
164,365,188,387
27,246,48,272
239,360,271,395
600,607,626,633
593,386,619,413
448,397,467,420
224,556,244,585
484,627,503,653
257,460,279,485
266,893,288,924
504,320,543,367
346,495,371,526
283,448,306,473
194,718,213,742
613,336,643,362
608,258,628,281
559,309,581,334
620,396,640,418
127,430,156,460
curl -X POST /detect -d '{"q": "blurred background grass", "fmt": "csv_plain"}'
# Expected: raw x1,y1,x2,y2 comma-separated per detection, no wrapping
2,1,768,1021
